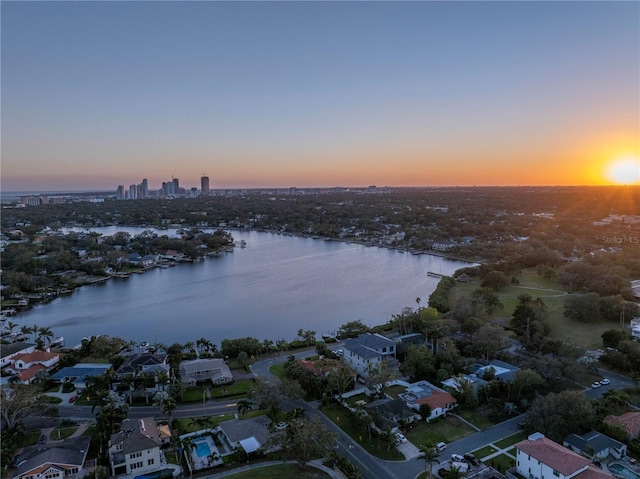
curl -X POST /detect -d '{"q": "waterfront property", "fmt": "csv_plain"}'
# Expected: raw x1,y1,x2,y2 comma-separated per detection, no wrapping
50,363,112,390
341,333,397,378
179,358,232,386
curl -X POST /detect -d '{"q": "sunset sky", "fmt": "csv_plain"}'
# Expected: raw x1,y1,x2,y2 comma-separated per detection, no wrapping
2,1,639,192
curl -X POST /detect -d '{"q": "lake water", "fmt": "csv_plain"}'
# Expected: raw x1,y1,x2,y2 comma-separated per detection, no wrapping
12,228,473,347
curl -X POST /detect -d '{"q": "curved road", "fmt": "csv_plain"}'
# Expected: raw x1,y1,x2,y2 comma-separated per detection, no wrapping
52,348,633,479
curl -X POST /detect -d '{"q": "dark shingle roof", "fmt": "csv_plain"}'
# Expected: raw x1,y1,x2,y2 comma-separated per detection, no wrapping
15,437,90,476
1,342,34,359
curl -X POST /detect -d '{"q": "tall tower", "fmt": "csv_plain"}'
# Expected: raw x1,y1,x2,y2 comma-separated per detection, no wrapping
201,175,210,196
141,178,149,198
116,185,125,200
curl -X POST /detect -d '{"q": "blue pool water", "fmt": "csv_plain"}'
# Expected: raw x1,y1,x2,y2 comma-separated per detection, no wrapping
609,463,640,479
194,440,212,458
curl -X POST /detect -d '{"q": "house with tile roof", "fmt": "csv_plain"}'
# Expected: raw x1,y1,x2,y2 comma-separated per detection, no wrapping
0,342,35,368
341,333,396,377
108,418,163,477
398,380,458,421
51,364,112,390
604,412,640,440
6,350,60,384
515,433,614,479
12,437,90,479
563,430,627,460
179,358,232,386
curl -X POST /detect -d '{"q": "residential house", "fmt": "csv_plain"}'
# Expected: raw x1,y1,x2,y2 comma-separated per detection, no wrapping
563,431,627,460
365,398,420,433
6,350,60,384
218,415,272,454
179,358,233,386
0,342,35,368
116,353,168,378
515,433,614,479
12,437,90,479
108,418,163,477
442,360,520,396
341,333,396,378
399,380,457,421
50,364,112,390
604,412,640,440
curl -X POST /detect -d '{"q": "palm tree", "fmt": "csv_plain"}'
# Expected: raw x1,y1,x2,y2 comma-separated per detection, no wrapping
37,326,54,346
418,441,440,479
378,427,395,451
156,371,169,392
31,324,39,342
19,325,31,341
286,406,305,421
7,321,18,336
237,399,252,418
447,464,465,479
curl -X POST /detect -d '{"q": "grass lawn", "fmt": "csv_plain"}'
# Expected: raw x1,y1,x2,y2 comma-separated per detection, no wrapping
181,386,208,403
344,393,372,407
494,432,528,450
210,379,255,399
320,404,404,461
471,445,499,459
484,453,515,473
448,268,607,349
457,409,495,431
222,463,331,478
385,385,406,399
51,426,79,440
173,413,236,433
405,416,476,446
17,430,41,447
43,395,63,404
269,363,288,380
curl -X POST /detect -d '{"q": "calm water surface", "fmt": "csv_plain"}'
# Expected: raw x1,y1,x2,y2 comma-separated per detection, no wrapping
14,229,473,347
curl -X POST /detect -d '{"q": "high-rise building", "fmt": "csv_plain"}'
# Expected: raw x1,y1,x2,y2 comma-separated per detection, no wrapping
172,178,179,195
129,184,137,200
201,175,210,196
116,185,125,200
141,178,149,198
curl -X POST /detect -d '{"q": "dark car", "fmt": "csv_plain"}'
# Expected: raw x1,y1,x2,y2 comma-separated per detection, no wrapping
464,453,480,466
38,434,46,444
517,421,529,429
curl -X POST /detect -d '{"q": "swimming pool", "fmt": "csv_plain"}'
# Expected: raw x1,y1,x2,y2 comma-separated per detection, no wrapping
609,463,640,479
193,439,213,458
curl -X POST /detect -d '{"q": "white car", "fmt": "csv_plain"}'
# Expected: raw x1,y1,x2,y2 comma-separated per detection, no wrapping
274,422,287,431
451,454,465,462
591,381,601,389
436,442,447,452
395,433,407,444
600,378,610,385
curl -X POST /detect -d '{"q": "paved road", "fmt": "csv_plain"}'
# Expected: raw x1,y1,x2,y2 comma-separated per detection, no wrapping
49,350,636,479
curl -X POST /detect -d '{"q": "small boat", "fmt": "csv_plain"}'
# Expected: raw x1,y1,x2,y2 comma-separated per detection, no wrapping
239,240,247,248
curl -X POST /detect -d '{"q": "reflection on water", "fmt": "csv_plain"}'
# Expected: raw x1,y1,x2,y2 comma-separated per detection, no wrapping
14,229,473,346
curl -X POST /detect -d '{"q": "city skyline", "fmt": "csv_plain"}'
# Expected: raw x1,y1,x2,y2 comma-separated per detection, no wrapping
2,1,639,191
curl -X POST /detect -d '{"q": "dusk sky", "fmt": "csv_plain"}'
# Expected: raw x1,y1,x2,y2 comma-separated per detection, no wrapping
2,1,639,192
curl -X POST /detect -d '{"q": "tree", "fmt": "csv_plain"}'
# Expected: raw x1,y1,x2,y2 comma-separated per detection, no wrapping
326,363,355,396
378,427,396,451
418,441,440,479
510,369,545,407
471,323,510,360
0,384,46,431
268,416,335,469
237,399,253,418
249,379,302,420
337,320,370,339
527,390,594,442
481,270,509,291
366,360,399,396
37,326,55,347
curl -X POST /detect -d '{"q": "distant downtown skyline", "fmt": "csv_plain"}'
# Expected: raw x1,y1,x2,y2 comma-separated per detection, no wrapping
2,1,638,191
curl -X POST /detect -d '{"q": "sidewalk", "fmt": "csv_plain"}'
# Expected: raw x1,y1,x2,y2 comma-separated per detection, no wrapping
204,459,347,478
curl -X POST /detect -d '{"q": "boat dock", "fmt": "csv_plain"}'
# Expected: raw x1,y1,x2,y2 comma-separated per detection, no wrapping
427,271,445,278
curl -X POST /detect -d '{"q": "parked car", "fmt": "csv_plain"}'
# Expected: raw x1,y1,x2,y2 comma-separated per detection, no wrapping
451,461,470,474
518,421,529,429
68,396,77,403
451,454,465,462
395,433,407,444
464,453,480,466
274,422,287,431
591,381,601,389
436,441,447,452
38,434,46,445
600,378,610,385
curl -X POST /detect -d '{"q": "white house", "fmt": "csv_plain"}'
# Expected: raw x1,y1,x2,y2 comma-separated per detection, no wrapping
399,380,457,421
179,358,233,386
6,350,60,384
515,433,614,479
0,342,35,368
108,418,163,477
341,333,396,378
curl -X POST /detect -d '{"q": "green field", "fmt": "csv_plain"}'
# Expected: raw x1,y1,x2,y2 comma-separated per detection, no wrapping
471,445,499,459
210,379,255,399
449,268,610,349
51,426,79,440
269,363,287,380
494,432,527,450
405,416,476,446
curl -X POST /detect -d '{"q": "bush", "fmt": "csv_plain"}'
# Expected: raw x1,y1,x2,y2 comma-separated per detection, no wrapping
61,382,75,393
